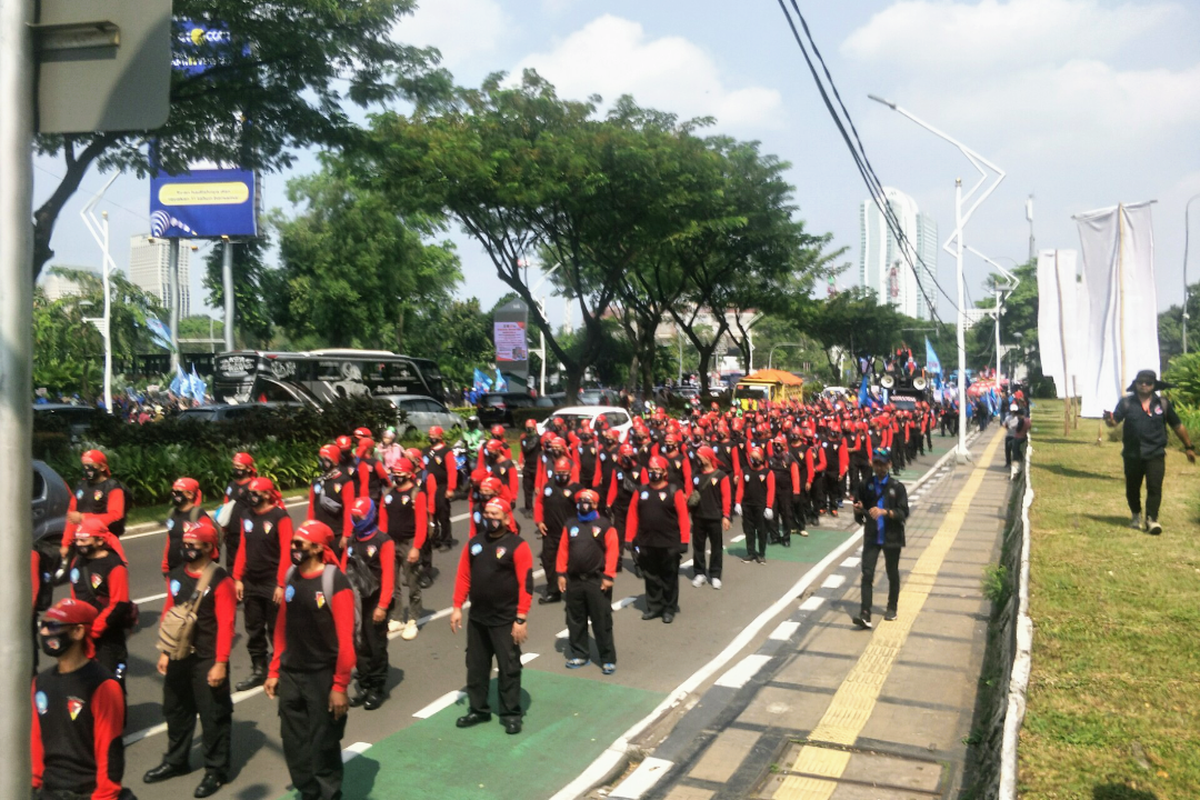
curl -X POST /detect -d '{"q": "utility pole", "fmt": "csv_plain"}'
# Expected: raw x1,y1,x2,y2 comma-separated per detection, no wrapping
168,238,181,371
1026,195,1035,263
222,236,235,351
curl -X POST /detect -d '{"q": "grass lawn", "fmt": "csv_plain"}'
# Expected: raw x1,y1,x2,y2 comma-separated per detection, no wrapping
1020,399,1200,799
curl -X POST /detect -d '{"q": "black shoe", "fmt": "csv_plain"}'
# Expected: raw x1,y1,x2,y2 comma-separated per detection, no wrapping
234,668,266,692
348,691,368,708
662,612,675,624
851,614,873,630
538,593,562,605
884,609,897,622
632,564,643,579
781,538,791,548
504,718,523,735
364,691,385,711
641,610,662,621
194,772,224,798
741,554,755,563
418,573,434,589
756,557,767,565
456,711,492,728
144,762,189,784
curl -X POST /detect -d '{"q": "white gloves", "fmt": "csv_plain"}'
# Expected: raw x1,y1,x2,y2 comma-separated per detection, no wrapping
734,503,743,516
764,508,775,521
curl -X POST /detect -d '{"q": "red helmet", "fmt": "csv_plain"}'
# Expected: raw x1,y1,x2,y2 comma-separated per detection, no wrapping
490,424,505,437
232,452,256,469
480,477,504,495
485,496,512,515
353,427,372,439
181,517,219,546
696,445,716,465
350,497,375,520
553,457,573,473
748,447,764,461
320,444,342,463
648,455,669,471
485,439,505,454
664,433,679,446
550,437,567,451
428,426,444,440
618,444,635,459
335,435,353,453
405,447,424,462
391,457,414,477
525,418,538,429
575,489,600,506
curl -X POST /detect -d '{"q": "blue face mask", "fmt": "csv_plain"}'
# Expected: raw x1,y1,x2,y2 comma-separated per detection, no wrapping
352,500,378,540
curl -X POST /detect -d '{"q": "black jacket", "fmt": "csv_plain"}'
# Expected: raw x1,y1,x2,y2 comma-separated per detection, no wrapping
853,475,909,549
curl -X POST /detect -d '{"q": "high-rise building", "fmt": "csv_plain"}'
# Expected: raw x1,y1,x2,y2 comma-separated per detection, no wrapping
128,235,190,317
38,266,95,300
859,187,938,320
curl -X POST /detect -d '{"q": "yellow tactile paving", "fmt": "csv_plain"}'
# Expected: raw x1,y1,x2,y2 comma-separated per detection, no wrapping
771,435,1002,800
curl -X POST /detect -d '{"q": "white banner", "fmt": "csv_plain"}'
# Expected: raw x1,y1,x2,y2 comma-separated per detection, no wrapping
1075,201,1159,418
1035,249,1081,399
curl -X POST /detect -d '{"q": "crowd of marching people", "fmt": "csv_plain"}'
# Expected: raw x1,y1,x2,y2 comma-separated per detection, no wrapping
32,390,973,800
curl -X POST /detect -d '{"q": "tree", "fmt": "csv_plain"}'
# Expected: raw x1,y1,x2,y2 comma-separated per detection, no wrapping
1158,279,1200,362
270,161,461,350
202,234,276,348
401,299,494,391
803,287,911,380
32,0,450,279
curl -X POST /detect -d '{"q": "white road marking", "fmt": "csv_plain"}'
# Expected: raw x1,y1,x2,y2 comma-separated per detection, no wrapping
714,654,772,689
821,574,846,589
842,557,861,568
133,591,167,605
413,690,466,719
730,534,746,543
680,559,694,569
520,652,539,665
611,596,638,611
799,595,825,611
768,620,800,641
608,757,675,800
556,628,569,639
341,741,371,763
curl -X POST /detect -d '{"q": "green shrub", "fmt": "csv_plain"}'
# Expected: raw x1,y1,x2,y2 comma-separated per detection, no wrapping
1164,352,1200,406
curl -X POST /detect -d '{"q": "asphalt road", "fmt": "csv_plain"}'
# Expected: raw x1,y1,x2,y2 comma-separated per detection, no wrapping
47,440,956,799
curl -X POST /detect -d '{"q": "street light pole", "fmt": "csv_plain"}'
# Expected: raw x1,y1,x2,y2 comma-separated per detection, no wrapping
1184,194,1200,354
81,174,120,414
870,94,1006,462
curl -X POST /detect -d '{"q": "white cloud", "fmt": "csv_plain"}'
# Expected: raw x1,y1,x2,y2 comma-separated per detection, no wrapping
842,0,1183,73
511,14,783,129
397,0,511,68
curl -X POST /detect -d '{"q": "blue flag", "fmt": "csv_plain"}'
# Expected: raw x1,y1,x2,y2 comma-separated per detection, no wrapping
495,369,508,392
473,368,493,393
189,364,207,403
170,362,187,396
925,337,941,376
857,374,872,409
145,317,176,352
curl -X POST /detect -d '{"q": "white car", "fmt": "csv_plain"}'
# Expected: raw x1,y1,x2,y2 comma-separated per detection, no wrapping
538,405,633,439
377,394,464,437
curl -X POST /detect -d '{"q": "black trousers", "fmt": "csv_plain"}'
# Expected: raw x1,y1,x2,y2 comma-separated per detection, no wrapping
1124,455,1166,521
278,668,347,800
637,545,680,615
849,463,871,499
792,484,816,528
522,470,537,511
770,486,794,541
224,535,240,574
861,540,901,616
93,630,128,688
162,655,232,777
242,585,277,666
355,592,389,693
391,540,423,623
691,517,723,579
742,505,768,559
465,618,523,721
819,472,842,511
539,537,562,600
565,574,615,663
611,502,629,572
432,491,453,546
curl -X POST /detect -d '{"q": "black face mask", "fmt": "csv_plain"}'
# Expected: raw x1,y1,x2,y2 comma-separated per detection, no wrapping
319,458,335,472
39,629,73,658
82,467,99,482
232,468,248,480
182,546,203,563
576,503,595,516
483,517,504,534
290,546,309,565
171,492,188,508
247,493,264,508
648,471,666,483
75,544,96,558
554,474,570,486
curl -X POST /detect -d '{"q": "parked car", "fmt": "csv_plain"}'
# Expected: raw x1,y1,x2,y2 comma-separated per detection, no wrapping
32,459,70,547
176,402,303,423
538,406,634,439
378,394,464,437
477,392,540,427
33,403,97,443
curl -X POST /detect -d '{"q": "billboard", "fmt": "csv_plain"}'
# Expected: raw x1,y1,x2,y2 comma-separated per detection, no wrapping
493,298,529,378
150,169,258,238
173,19,245,76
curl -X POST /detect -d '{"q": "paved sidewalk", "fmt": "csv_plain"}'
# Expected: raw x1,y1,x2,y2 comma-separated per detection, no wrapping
608,430,1011,800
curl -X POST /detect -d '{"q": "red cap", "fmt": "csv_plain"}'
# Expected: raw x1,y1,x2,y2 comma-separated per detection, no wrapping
525,418,538,429
391,457,414,476
429,426,444,439
182,517,219,546
81,449,109,470
350,497,374,520
75,517,110,541
354,426,373,439
355,438,375,457
484,496,511,515
43,598,99,627
480,476,504,495
696,446,716,464
618,444,635,459
294,520,334,547
485,439,505,454
232,452,256,469
648,455,669,470
490,424,505,437
172,477,200,495
553,457,572,472
748,447,764,460
575,489,600,505
320,444,342,463
405,447,424,462
550,436,567,450
335,435,353,452
248,476,275,493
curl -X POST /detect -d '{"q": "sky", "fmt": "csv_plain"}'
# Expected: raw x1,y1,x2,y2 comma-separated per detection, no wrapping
34,0,1200,330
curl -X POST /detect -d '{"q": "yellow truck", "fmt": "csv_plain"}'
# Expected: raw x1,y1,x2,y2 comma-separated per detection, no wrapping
734,369,805,411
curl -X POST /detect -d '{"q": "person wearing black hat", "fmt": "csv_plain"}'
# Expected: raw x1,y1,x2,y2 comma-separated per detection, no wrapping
850,447,909,630
1104,369,1195,535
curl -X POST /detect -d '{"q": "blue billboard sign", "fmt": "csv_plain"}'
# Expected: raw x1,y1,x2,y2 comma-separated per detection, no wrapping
173,20,243,76
149,169,258,238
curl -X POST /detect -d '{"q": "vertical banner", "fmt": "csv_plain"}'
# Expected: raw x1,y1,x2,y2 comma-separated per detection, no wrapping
1035,249,1080,400
1075,202,1159,418
493,298,529,382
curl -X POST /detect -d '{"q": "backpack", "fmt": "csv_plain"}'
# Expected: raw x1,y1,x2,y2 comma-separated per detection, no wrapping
285,564,363,649
156,563,217,660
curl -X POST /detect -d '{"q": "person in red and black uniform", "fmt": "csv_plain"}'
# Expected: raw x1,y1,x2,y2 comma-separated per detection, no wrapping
468,477,516,538
450,497,533,735
606,444,640,574
221,452,257,572
307,444,356,557
380,458,426,641
556,489,619,674
518,419,542,516
689,446,731,589
767,436,799,547
32,598,126,800
232,477,293,692
534,457,581,605
817,426,846,517
145,519,234,797
353,437,392,503
423,426,458,552
626,456,691,623
574,425,605,490
342,499,395,711
161,476,213,577
68,519,132,688
480,439,520,503
265,521,356,800
737,447,776,564
61,449,127,563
